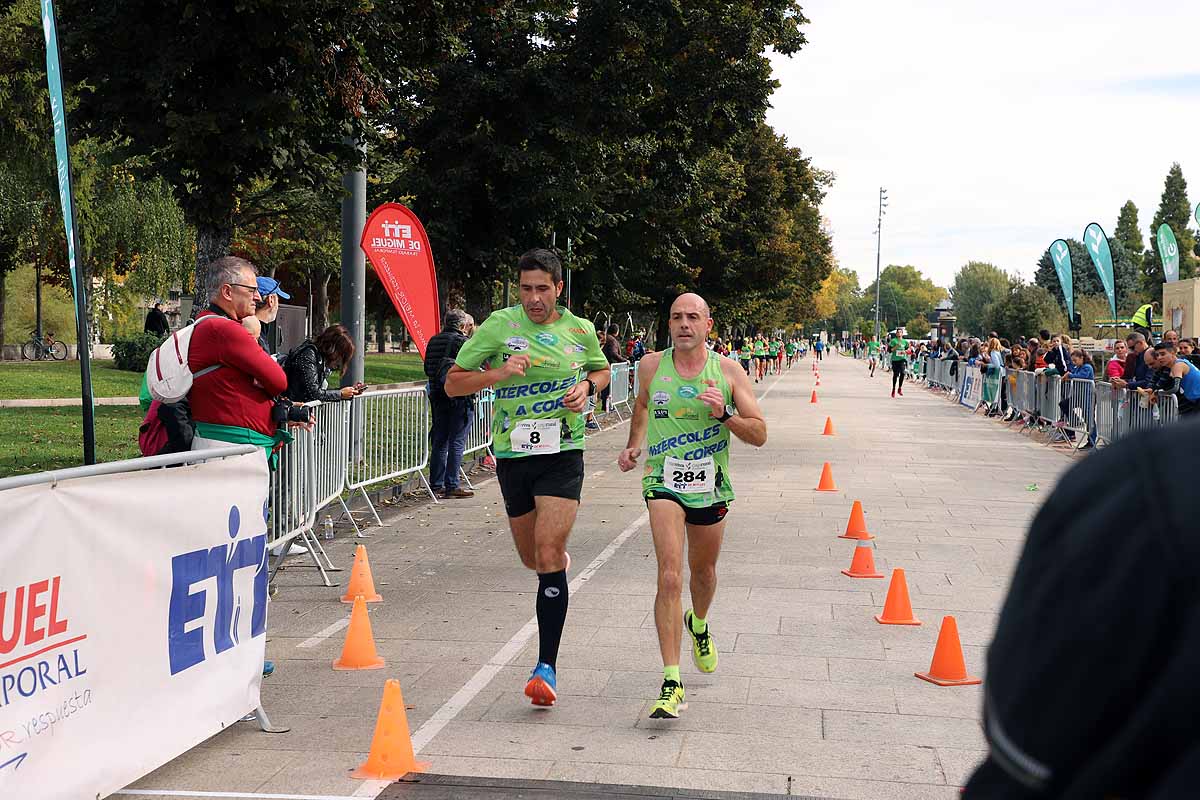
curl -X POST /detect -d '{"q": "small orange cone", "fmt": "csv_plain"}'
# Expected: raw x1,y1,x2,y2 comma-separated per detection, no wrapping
841,543,884,578
815,462,838,492
876,569,921,625
839,500,873,540
915,616,981,686
351,679,429,779
816,376,821,386
810,389,819,404
341,544,383,603
333,595,385,671
822,417,836,436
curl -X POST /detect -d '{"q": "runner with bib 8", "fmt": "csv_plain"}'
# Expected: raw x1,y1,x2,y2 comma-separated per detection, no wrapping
445,248,611,708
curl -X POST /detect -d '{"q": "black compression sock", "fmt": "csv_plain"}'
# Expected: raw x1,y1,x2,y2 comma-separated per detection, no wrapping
536,569,569,669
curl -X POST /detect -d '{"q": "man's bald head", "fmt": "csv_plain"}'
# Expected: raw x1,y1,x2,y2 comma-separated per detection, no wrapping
671,293,710,318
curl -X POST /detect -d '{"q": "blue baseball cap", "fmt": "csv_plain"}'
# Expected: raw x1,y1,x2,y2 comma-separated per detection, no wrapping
256,276,291,300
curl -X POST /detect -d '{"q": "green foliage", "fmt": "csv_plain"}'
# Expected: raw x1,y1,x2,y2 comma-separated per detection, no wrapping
1034,237,1139,315
862,265,947,334
1114,200,1145,292
111,333,162,372
984,282,1067,343
3,263,77,344
906,315,931,338
950,262,1009,337
1145,163,1197,290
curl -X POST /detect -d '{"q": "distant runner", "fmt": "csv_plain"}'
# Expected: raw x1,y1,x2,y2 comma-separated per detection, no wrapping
888,331,908,397
618,293,767,719
445,248,611,707
867,335,880,378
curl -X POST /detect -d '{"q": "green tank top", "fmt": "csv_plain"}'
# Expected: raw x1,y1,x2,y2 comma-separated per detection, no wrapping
641,349,734,507
753,341,766,356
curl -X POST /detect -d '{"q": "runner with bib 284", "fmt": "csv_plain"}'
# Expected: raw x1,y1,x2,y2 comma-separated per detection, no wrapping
445,248,611,708
618,293,767,719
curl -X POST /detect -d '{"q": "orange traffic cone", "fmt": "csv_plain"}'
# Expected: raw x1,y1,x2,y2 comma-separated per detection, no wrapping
841,543,884,578
351,679,429,779
822,417,836,436
810,389,819,404
915,616,980,686
876,569,921,625
815,462,838,492
341,544,383,603
839,500,872,540
333,595,385,671
816,376,821,386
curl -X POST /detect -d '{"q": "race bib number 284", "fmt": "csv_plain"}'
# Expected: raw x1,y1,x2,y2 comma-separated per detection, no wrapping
663,456,715,494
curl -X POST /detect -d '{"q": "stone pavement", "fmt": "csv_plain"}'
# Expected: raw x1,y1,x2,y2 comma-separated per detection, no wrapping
118,351,1075,800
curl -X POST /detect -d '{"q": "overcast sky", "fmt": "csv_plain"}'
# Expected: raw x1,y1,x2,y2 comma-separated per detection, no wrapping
766,0,1200,291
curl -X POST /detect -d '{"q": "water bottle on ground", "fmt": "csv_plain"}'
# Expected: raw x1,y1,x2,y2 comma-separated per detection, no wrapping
323,515,334,541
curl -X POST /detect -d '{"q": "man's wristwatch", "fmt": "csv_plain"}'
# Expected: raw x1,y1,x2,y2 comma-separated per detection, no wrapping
716,404,735,423
582,378,596,396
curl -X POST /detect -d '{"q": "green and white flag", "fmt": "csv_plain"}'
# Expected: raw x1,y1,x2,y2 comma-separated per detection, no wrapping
1083,222,1117,321
1157,223,1180,283
1050,239,1074,319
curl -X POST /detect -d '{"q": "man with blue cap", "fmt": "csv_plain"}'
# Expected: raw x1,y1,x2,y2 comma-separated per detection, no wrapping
243,275,292,354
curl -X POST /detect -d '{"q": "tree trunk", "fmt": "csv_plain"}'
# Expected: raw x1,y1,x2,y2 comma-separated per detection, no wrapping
0,229,15,349
313,272,330,334
0,266,7,350
192,219,233,317
375,305,386,353
654,294,672,349
464,274,494,324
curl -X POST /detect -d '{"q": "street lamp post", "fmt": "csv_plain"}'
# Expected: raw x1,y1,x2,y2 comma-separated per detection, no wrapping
873,187,888,343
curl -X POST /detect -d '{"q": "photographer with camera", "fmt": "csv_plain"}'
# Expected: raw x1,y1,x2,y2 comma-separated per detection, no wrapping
283,324,363,405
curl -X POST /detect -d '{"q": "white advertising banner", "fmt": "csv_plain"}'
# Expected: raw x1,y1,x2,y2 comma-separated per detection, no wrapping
0,451,270,800
960,371,983,409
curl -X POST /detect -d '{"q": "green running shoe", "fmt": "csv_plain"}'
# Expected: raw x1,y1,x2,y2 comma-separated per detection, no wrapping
685,609,718,673
648,679,686,719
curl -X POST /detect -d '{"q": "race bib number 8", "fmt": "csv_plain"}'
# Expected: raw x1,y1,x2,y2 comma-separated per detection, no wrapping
663,456,715,494
511,419,561,454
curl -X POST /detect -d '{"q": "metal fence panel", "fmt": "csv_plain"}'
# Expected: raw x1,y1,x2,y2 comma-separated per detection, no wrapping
464,388,495,458
346,386,433,492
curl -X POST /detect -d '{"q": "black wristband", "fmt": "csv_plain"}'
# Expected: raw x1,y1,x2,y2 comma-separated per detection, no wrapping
582,378,596,396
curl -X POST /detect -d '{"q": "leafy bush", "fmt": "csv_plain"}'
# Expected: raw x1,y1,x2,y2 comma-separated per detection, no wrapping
111,333,162,372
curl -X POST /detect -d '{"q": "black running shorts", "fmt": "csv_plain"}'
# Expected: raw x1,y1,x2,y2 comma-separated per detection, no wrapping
495,449,585,518
645,489,729,527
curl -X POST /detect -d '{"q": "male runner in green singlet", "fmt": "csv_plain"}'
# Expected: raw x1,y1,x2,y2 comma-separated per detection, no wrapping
867,335,881,378
618,293,767,719
446,249,611,707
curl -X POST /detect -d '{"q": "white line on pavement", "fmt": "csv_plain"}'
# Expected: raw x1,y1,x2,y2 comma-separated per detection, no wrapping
296,617,351,649
349,509,652,799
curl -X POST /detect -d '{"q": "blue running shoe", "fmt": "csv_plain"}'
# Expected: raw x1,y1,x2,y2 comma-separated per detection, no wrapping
262,660,275,678
524,661,557,706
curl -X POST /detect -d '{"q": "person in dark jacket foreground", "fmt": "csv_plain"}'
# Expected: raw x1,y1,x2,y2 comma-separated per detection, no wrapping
965,422,1200,799
285,324,362,404
423,309,476,498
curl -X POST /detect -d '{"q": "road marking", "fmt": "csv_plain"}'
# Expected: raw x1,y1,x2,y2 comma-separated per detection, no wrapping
296,616,351,649
590,469,607,478
759,369,787,401
350,509,651,799
114,790,360,800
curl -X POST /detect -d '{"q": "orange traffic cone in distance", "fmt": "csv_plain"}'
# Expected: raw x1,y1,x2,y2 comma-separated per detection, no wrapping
841,543,884,578
815,462,837,492
839,500,872,540
915,616,980,686
810,389,818,404
816,376,821,386
822,417,835,436
333,595,385,671
876,569,921,625
351,679,429,779
341,544,383,603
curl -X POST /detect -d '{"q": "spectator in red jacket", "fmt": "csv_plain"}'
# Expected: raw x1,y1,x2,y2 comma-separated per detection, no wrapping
188,256,289,456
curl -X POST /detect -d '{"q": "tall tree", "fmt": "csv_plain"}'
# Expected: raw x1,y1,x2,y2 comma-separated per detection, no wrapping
1145,163,1197,291
61,0,469,305
1114,200,1144,288
984,281,1067,342
950,261,1009,337
862,265,946,333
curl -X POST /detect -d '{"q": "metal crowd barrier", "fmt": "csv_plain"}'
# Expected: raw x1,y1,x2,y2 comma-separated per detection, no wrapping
926,364,1188,452
459,388,496,491
267,420,341,587
607,362,633,420
346,386,436,524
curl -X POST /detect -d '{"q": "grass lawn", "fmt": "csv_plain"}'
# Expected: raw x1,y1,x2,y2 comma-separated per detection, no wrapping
0,351,425,401
0,406,142,478
0,359,144,399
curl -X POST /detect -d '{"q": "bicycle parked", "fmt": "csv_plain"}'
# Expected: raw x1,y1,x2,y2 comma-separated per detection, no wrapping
21,329,68,361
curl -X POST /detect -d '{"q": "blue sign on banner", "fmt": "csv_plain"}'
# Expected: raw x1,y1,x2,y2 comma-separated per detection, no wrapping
40,0,80,299
1083,223,1117,321
1050,239,1074,320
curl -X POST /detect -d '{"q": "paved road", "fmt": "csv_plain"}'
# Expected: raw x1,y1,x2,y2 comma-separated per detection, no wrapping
120,351,1075,800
